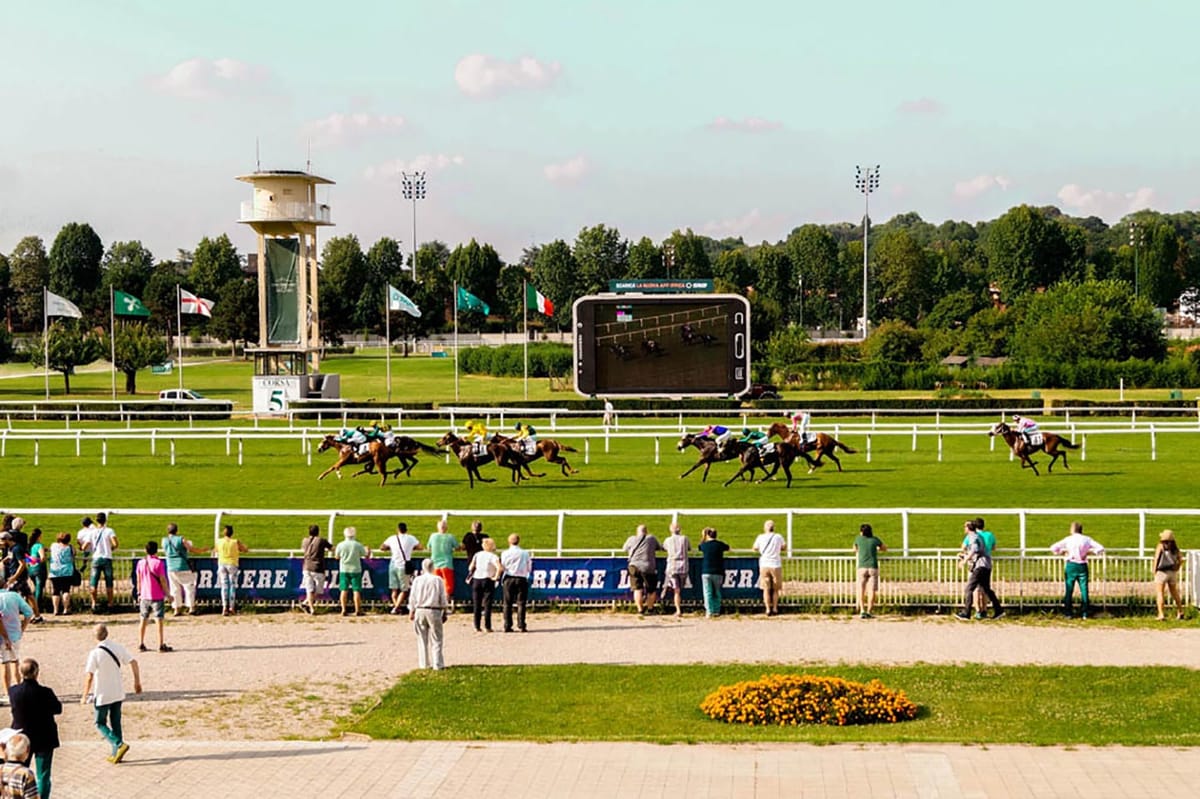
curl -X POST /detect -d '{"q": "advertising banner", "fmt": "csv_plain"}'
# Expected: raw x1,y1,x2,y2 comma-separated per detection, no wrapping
266,238,300,343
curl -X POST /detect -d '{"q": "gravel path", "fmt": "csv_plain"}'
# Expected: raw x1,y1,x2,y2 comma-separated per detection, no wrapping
17,610,1200,742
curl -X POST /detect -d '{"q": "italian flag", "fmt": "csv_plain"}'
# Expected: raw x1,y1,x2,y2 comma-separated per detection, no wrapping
526,284,554,315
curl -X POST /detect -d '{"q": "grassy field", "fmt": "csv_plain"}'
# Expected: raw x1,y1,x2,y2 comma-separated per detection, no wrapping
340,663,1200,745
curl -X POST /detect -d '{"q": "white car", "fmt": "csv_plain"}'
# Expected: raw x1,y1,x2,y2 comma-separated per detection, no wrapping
158,388,207,401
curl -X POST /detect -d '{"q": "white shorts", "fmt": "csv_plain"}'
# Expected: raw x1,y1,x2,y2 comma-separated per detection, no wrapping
0,640,19,665
302,570,327,596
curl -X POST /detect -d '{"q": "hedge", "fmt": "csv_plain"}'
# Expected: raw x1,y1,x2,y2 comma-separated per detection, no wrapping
458,344,572,378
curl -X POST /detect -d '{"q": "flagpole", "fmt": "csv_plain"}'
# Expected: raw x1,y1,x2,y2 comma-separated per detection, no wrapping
42,287,49,400
110,285,117,399
453,282,460,402
385,288,392,404
523,280,529,400
176,284,184,391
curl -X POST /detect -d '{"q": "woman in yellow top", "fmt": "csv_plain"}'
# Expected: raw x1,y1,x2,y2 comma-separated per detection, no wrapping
215,524,249,616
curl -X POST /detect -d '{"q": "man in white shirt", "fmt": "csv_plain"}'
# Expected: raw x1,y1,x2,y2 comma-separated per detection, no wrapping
753,520,786,617
1050,521,1105,619
408,560,448,670
661,523,691,618
81,623,141,764
379,522,421,615
500,534,533,633
79,513,119,613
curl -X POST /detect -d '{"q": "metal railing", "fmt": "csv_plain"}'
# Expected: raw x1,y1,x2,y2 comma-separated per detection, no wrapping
239,200,331,224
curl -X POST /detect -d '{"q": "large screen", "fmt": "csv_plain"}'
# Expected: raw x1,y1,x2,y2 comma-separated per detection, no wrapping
573,294,750,397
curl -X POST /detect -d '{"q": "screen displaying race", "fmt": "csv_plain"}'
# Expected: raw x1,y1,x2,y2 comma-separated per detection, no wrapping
573,294,750,396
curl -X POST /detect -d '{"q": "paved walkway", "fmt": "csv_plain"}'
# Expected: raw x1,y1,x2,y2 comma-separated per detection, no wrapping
53,739,1199,798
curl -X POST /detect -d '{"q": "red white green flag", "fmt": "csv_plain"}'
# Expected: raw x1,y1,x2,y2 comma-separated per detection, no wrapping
526,284,554,315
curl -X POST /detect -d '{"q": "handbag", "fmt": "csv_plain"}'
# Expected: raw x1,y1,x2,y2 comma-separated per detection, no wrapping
69,568,83,587
1157,547,1179,571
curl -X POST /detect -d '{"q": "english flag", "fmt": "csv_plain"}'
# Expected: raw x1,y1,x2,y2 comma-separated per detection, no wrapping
526,284,554,315
179,287,214,318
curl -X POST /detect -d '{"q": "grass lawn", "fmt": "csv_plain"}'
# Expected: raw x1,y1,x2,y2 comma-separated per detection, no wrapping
340,663,1200,746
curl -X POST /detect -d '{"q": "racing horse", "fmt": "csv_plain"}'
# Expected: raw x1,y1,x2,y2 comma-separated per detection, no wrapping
437,431,498,488
675,434,759,482
488,433,581,483
989,421,1078,476
384,435,443,479
766,422,857,472
723,439,805,488
316,435,392,485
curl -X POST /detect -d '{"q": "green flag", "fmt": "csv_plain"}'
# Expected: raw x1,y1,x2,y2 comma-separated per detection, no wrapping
114,290,151,317
456,286,490,315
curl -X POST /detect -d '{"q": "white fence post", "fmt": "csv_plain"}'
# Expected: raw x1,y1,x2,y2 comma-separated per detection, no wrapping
1150,425,1157,461
901,510,910,555
937,434,943,462
102,439,107,466
786,511,794,556
866,434,872,463
1019,511,1027,554
584,438,590,465
151,429,157,456
75,430,81,457
170,438,176,466
34,440,39,466
238,438,244,466
1081,434,1087,462
911,425,918,452
1138,510,1147,557
226,430,232,457
556,512,565,556
654,437,660,465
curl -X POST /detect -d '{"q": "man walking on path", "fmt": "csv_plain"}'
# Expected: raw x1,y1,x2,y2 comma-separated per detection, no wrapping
852,523,887,619
409,560,448,670
380,522,420,615
79,513,118,613
500,534,532,632
81,623,141,764
300,525,333,615
753,520,785,616
1051,522,1105,619
161,523,207,617
334,528,369,617
623,524,663,615
956,520,1002,621
135,542,172,652
661,523,691,617
8,658,61,798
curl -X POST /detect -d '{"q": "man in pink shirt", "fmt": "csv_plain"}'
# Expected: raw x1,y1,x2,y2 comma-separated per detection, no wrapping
1050,521,1105,620
135,542,172,652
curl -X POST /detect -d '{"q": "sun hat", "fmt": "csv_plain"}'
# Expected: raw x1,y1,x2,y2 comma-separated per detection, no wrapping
1160,529,1175,542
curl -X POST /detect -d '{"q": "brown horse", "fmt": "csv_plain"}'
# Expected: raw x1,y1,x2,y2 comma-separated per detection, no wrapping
489,434,580,482
316,435,392,485
676,434,758,482
723,439,804,487
437,431,497,488
766,422,857,472
383,435,442,479
989,421,1078,476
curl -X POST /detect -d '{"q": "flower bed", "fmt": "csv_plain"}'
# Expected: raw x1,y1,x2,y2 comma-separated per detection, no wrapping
700,674,919,726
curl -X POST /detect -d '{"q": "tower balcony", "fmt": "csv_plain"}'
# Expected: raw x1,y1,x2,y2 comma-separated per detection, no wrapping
239,201,333,225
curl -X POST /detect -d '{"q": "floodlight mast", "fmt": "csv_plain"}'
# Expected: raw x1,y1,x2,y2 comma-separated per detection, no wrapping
855,165,880,340
400,171,427,277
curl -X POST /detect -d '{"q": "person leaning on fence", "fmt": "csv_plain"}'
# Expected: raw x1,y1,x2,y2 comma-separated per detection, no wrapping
215,525,249,617
1050,521,1105,620
161,523,208,617
956,520,1002,621
467,538,502,633
661,522,691,618
335,528,370,617
753,520,785,617
79,513,118,613
623,524,663,615
500,534,532,633
427,520,460,606
1153,530,1185,621
47,533,76,617
698,527,729,618
380,522,420,616
852,523,886,619
300,525,334,615
409,559,448,670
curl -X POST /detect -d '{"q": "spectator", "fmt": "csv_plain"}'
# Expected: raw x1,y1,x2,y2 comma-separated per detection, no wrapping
661,522,691,617
753,520,785,617
24,530,46,625
955,520,1001,621
134,541,172,653
81,623,141,764
500,534,532,633
467,538,502,633
409,559,448,670
299,525,333,615
1050,521,1105,619
8,658,61,798
1153,530,1185,621
462,520,489,564
161,523,208,617
968,517,997,616
79,512,119,613
698,527,729,618
0,732,37,798
427,520,459,606
0,535,28,617
380,522,420,615
335,528,370,617
602,398,615,427
6,519,31,606
215,525,248,617
852,523,887,619
47,534,75,617
622,524,663,615
0,585,32,697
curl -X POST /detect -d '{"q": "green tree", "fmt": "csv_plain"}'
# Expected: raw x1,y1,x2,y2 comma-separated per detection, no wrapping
445,239,504,310
573,224,628,295
105,322,169,394
983,205,1085,299
627,237,663,278
411,241,452,333
862,320,923,362
101,240,155,299
8,236,49,331
30,320,105,394
48,222,104,317
0,252,10,332
786,225,840,327
713,249,753,290
188,234,242,299
143,261,187,332
663,229,712,279
763,324,813,371
531,240,578,329
750,244,792,314
359,237,409,334
209,279,260,349
318,235,368,342
1008,279,1165,362
873,229,934,324
496,264,530,332
960,307,1014,358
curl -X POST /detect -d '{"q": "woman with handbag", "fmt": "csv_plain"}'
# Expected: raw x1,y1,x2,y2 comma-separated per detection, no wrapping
1153,529,1185,621
467,538,502,633
48,532,77,616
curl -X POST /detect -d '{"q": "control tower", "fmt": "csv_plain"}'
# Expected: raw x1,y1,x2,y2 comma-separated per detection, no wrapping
236,169,340,413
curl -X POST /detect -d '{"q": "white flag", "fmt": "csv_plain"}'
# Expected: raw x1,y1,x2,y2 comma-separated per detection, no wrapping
388,285,422,318
46,290,82,319
179,288,214,318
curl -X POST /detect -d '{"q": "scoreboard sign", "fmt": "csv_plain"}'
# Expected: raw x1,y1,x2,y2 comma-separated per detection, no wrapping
573,293,751,397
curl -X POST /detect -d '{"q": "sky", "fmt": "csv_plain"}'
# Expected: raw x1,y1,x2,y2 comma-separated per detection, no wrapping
2,0,1198,264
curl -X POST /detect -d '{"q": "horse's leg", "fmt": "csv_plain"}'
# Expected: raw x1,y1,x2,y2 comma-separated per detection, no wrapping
723,464,749,487
782,461,794,488
701,461,712,482
826,450,843,472
681,460,705,479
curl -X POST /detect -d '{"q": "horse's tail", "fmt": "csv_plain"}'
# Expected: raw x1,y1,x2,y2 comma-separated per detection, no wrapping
557,442,578,452
1058,437,1079,449
835,438,857,454
416,440,440,454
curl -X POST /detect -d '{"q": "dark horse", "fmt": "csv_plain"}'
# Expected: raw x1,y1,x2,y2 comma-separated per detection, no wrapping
316,435,391,485
766,422,858,472
723,439,806,488
989,421,1078,476
437,431,496,488
383,435,442,479
676,434,758,482
488,434,581,483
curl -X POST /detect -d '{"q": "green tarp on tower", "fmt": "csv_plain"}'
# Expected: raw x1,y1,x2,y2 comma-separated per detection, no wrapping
266,238,300,343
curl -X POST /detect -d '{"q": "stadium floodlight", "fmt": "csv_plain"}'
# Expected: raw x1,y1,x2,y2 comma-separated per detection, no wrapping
662,242,676,280
400,171,427,277
855,164,880,340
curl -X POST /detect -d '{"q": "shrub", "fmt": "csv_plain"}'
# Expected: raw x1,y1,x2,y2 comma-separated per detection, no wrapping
700,674,919,726
458,344,572,377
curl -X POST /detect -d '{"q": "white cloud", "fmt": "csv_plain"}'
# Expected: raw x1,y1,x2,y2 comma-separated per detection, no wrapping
363,154,465,181
454,53,562,97
543,155,588,183
896,97,945,115
953,174,1012,200
705,116,783,132
1057,184,1157,220
700,208,785,240
302,112,406,146
151,57,273,100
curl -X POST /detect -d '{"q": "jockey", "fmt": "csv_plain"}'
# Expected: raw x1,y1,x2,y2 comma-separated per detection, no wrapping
704,424,736,454
465,419,488,443
739,427,768,448
513,422,538,454
1013,414,1040,445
